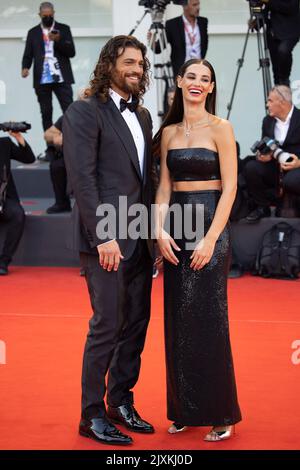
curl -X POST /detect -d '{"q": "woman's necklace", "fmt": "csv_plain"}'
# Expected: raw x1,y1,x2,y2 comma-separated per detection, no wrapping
183,115,210,138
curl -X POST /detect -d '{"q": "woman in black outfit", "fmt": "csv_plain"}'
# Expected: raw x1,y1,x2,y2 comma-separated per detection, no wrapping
154,59,241,441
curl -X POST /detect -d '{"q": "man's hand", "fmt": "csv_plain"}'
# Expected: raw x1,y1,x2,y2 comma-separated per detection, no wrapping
97,240,124,272
280,154,300,171
256,151,273,163
8,131,25,147
49,31,61,42
22,68,29,78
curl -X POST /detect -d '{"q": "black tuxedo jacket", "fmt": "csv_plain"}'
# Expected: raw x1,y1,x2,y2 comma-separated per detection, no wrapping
264,0,300,40
63,95,154,260
165,15,208,77
0,137,35,201
262,106,300,157
22,21,76,88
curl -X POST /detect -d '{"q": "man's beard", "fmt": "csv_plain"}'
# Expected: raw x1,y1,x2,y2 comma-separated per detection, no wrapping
111,68,141,96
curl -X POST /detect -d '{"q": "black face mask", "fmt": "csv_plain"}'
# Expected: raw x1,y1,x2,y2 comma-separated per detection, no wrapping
41,15,54,28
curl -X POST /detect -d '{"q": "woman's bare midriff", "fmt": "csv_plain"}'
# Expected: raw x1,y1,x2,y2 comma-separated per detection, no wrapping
173,180,222,192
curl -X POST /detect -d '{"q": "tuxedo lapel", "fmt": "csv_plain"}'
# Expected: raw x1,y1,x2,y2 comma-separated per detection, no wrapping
135,108,152,185
104,98,142,180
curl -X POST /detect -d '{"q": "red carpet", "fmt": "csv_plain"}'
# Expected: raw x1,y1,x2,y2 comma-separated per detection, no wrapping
0,267,300,450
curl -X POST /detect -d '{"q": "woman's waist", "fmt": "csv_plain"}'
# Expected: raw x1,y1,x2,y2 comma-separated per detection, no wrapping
172,180,222,192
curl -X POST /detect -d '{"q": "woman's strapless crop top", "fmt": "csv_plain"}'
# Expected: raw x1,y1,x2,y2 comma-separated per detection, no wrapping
167,147,221,181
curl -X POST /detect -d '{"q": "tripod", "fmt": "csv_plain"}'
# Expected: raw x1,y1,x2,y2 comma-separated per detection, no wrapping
129,7,174,119
227,4,272,119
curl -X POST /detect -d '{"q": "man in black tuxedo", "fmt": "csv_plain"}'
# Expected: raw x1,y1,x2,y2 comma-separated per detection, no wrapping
63,36,154,446
22,2,75,134
0,132,35,275
163,0,208,77
263,0,300,85
244,86,300,222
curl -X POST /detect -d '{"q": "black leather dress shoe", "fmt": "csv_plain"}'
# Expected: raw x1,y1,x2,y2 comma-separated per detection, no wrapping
246,206,271,223
79,417,132,446
107,404,154,433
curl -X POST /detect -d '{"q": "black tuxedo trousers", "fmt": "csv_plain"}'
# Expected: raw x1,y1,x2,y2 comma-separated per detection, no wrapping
80,239,153,419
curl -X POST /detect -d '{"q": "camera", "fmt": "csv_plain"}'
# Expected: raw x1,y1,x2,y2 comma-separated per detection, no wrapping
246,0,264,7
0,121,31,133
139,0,187,10
251,137,293,164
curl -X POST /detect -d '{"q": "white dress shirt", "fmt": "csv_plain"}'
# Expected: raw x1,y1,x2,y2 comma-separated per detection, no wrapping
109,88,145,175
182,15,201,62
274,105,294,145
98,89,145,247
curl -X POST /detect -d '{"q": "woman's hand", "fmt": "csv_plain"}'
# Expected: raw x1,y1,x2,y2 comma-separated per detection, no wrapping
157,229,181,266
190,236,216,271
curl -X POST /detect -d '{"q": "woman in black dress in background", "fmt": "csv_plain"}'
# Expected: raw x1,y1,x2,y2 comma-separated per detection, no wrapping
154,59,241,441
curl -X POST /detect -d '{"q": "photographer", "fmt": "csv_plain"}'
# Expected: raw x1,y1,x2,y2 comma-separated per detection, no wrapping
22,2,75,158
263,0,300,85
0,132,35,275
44,115,71,213
244,86,300,222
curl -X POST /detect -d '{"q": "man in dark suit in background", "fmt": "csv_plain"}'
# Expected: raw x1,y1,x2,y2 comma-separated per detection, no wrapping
264,0,300,85
44,115,71,213
21,1,75,154
0,132,35,275
63,35,154,446
244,86,300,222
164,0,208,77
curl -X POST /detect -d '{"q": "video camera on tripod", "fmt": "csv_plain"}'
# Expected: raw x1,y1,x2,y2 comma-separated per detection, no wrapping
246,0,265,10
136,0,187,118
226,0,272,118
138,0,187,11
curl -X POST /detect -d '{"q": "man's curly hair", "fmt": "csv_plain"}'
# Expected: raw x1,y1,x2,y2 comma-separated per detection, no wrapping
86,35,150,102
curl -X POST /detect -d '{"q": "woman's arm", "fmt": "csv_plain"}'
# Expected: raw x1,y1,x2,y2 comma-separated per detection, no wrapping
155,127,181,265
190,119,237,270
206,119,237,241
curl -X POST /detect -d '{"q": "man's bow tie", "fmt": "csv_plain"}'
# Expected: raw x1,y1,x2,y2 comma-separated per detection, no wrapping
120,96,139,113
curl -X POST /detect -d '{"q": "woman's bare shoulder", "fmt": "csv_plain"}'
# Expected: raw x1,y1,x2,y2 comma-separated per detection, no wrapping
162,123,179,135
211,115,233,130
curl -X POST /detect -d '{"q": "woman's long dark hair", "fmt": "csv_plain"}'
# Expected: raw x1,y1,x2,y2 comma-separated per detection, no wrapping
153,59,217,158
85,35,151,101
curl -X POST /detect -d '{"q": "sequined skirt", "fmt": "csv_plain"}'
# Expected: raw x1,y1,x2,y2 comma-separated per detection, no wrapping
164,190,242,426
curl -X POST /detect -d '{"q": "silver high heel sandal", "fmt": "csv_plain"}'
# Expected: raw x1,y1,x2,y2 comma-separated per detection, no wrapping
168,422,187,434
203,425,235,442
